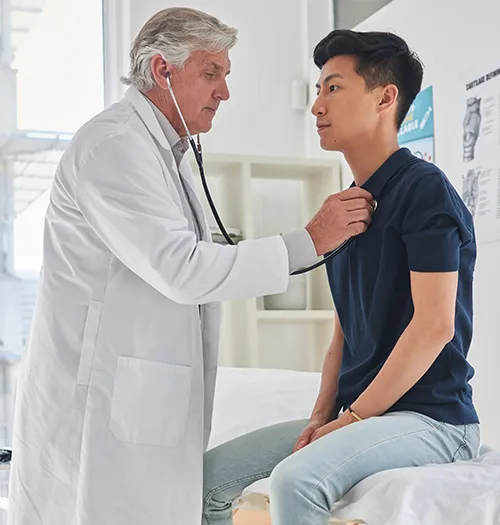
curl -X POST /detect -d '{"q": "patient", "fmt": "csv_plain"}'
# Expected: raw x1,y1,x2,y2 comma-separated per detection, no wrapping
203,30,480,525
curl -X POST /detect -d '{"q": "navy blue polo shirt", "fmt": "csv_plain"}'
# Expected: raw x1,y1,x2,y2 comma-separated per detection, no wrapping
326,148,478,425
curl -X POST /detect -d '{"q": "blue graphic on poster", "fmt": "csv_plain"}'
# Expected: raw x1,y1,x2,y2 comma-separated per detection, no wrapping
398,85,434,163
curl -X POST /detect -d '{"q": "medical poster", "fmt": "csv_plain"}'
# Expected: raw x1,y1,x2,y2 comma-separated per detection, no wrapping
398,85,435,163
461,61,500,243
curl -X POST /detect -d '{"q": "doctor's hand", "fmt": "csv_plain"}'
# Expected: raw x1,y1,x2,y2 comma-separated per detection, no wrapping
305,187,375,256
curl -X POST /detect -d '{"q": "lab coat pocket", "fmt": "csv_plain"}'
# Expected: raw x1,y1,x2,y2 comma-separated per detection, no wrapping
77,300,102,386
109,357,193,448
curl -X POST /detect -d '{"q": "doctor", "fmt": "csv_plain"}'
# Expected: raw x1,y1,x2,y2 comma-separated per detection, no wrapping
8,7,373,525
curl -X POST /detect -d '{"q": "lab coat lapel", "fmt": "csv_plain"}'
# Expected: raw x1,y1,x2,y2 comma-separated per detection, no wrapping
124,87,173,153
178,154,211,242
124,86,210,242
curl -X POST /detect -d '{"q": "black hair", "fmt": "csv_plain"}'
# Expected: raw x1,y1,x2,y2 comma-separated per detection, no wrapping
313,30,423,129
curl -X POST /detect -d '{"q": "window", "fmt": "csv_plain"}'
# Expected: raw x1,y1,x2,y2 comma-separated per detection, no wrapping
15,0,104,133
13,0,105,274
0,0,105,505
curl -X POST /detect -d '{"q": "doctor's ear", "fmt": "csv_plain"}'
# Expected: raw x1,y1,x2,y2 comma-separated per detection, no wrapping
151,55,173,88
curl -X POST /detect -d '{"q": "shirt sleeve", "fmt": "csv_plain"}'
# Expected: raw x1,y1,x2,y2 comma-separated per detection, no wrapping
281,229,318,273
401,173,470,273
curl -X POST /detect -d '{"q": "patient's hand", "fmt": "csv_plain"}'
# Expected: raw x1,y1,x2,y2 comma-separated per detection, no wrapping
310,411,357,443
293,419,324,453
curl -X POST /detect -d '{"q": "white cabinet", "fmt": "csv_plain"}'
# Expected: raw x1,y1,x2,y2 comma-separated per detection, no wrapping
189,153,344,372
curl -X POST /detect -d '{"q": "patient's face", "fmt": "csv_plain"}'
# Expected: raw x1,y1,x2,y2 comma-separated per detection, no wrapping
311,55,392,152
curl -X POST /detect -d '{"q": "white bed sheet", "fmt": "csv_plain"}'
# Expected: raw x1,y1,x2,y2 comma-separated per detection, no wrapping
209,366,500,525
207,366,320,450
241,447,500,525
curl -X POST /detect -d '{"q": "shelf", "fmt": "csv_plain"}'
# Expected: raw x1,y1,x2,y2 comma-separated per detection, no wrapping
190,152,344,168
185,152,341,370
256,310,334,322
189,153,343,181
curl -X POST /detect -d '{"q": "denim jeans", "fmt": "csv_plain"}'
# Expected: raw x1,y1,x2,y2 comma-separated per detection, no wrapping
203,411,480,525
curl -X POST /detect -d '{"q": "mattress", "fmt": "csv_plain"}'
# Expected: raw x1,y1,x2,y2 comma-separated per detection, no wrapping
210,367,500,525
208,366,321,450
236,446,500,525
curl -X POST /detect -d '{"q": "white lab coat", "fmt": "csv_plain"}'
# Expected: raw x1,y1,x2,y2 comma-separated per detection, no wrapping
8,87,290,525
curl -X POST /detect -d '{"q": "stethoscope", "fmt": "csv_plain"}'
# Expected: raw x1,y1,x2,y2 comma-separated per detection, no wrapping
165,72,374,275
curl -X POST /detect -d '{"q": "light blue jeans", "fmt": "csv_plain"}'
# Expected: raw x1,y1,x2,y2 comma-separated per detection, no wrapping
203,411,480,525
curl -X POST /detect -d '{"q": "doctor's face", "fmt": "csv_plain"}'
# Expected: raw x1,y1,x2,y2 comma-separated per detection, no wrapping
311,55,394,152
168,50,231,135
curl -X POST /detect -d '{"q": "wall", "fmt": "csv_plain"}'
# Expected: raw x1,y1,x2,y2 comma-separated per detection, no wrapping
104,0,500,447
120,0,312,158
355,0,500,449
104,0,343,159
334,0,393,30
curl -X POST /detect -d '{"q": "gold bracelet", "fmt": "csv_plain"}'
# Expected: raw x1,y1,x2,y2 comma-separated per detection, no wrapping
347,406,363,422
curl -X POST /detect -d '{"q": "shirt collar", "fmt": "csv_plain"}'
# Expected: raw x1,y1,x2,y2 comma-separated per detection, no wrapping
356,148,415,198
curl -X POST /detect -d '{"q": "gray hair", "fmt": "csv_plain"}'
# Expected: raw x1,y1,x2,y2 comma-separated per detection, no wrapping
121,8,238,91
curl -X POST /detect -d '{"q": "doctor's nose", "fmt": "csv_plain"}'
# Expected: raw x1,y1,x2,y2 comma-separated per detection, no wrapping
215,80,230,102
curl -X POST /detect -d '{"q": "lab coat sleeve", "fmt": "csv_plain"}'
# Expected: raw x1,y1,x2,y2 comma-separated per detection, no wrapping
75,131,290,305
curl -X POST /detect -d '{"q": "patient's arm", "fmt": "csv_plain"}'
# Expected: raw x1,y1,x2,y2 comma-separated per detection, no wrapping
293,311,344,451
351,271,458,419
311,310,344,423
